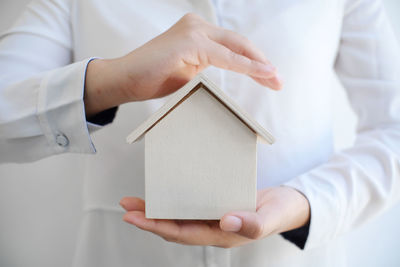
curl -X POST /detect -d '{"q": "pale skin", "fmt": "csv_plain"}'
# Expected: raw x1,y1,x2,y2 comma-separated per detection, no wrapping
120,187,310,248
84,13,310,248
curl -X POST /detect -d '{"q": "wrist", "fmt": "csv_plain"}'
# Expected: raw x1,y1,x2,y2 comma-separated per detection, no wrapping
84,58,126,117
278,186,311,233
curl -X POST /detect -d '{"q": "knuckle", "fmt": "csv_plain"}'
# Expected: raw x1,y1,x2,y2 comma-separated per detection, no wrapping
226,52,247,69
226,50,238,62
180,14,207,39
181,13,201,28
182,12,200,22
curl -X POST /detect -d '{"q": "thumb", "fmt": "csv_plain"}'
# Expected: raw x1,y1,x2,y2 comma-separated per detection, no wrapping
220,211,265,240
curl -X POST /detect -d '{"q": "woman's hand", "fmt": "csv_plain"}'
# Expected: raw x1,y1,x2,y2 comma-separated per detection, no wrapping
84,13,282,117
120,186,310,248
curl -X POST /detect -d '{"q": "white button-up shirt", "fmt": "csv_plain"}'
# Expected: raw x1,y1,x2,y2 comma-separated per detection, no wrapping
1,0,399,266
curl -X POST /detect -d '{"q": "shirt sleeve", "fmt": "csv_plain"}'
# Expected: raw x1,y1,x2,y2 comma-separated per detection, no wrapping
0,0,104,163
284,0,400,249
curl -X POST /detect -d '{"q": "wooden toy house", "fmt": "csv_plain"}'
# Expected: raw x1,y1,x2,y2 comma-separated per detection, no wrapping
127,74,274,219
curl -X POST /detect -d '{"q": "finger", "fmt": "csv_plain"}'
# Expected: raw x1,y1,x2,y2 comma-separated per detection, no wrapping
123,211,240,246
207,28,283,90
205,41,277,81
120,197,145,211
208,27,268,64
123,211,215,245
252,75,283,90
123,211,183,242
220,211,265,240
174,220,247,247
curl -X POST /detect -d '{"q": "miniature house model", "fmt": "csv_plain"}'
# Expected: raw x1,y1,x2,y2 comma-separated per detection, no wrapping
126,74,274,219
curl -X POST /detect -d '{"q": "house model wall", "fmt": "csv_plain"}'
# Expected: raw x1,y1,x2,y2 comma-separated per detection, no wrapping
127,74,274,219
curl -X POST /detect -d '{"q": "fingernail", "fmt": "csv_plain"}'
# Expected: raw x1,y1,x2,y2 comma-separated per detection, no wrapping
276,73,283,84
263,64,276,74
222,216,242,232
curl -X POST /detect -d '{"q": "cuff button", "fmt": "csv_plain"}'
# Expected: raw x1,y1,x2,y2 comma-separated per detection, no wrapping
56,133,69,147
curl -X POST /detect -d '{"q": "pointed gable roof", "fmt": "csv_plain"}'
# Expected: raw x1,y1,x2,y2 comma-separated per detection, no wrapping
126,73,275,144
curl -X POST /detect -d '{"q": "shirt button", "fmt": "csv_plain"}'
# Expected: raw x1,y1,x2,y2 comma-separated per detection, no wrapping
56,133,69,147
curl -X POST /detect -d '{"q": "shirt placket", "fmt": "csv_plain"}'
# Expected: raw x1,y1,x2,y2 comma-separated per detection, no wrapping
189,0,230,266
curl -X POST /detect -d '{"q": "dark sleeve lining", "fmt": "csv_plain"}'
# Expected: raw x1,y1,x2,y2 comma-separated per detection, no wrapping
87,106,119,126
280,219,310,249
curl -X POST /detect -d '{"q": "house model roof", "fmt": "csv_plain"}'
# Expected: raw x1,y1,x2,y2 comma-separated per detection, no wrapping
126,73,275,144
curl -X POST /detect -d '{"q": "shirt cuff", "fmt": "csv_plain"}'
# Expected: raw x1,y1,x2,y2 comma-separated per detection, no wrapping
37,58,98,154
284,172,342,250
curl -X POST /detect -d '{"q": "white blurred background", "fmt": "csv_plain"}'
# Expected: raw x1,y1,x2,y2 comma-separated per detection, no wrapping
0,1,399,266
